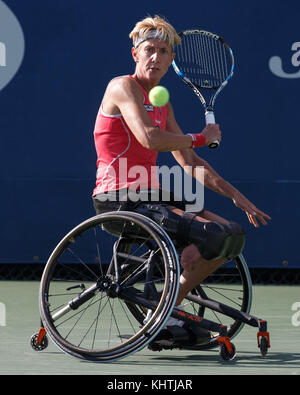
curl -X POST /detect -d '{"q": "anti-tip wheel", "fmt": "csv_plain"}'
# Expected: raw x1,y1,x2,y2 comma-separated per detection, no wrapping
30,333,48,351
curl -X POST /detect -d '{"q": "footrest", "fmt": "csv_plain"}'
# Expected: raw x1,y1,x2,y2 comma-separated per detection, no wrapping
183,323,211,346
148,323,212,351
148,325,190,351
155,325,190,347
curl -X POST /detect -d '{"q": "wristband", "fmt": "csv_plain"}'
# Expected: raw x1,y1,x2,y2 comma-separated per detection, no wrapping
187,133,206,148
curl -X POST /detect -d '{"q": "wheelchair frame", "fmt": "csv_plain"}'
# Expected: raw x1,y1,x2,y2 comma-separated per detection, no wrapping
31,211,270,362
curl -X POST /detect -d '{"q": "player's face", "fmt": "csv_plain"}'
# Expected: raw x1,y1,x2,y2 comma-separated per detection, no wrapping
132,39,175,83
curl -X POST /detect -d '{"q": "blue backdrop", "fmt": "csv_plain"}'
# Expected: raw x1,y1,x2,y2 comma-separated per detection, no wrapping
0,0,299,268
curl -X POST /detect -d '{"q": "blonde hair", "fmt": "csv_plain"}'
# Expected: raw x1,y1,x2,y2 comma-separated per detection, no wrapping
129,15,181,49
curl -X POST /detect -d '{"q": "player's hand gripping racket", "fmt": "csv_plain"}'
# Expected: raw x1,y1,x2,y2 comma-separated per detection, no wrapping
172,30,234,148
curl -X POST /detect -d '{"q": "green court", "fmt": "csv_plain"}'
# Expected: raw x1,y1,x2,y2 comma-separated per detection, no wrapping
1,281,299,375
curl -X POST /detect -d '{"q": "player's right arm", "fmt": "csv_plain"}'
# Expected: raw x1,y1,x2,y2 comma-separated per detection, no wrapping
101,77,194,151
166,102,271,227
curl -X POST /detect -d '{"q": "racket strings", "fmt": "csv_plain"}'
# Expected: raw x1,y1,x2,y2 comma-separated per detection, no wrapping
175,34,230,88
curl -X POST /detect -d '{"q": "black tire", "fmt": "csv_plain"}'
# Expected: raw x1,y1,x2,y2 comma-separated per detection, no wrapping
259,336,269,356
30,333,48,351
39,211,180,362
219,342,237,361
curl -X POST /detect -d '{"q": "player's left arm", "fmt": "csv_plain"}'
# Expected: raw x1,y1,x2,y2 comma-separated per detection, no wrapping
167,102,271,227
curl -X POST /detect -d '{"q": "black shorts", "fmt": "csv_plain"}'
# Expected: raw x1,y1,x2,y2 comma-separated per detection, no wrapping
93,188,188,214
92,188,203,248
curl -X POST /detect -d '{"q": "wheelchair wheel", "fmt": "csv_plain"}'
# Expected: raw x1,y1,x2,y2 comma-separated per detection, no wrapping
39,211,180,362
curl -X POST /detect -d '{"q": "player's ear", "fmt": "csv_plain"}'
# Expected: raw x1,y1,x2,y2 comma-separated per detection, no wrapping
168,51,176,67
132,47,139,63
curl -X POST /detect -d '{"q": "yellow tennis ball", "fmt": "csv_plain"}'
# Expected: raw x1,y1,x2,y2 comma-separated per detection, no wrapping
149,86,169,107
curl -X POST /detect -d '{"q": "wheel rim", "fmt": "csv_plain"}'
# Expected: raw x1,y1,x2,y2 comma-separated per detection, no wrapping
39,212,180,361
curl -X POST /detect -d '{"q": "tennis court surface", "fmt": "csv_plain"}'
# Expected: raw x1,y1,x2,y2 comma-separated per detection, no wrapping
0,281,299,376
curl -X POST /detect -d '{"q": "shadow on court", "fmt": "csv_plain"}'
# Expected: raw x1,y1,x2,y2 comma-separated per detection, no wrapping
113,350,300,368
1,282,299,375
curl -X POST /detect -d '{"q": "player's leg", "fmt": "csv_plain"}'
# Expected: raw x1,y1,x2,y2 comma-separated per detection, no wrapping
171,208,243,306
177,246,227,306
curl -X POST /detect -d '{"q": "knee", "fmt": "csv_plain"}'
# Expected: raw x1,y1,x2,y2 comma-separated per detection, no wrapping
135,204,246,261
189,220,246,261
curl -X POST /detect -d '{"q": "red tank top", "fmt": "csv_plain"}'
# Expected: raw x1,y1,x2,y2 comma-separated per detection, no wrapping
93,76,168,195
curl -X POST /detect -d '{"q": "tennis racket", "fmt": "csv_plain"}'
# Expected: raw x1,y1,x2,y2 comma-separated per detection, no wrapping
172,29,234,148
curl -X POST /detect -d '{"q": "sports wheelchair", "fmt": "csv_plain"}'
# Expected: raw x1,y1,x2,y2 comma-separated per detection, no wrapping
31,211,270,362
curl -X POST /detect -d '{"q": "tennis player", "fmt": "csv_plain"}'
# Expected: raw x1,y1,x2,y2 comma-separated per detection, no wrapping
92,16,271,330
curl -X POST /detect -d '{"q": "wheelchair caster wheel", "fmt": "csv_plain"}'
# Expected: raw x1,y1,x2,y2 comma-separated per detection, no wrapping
257,328,270,357
259,336,269,356
30,332,48,351
219,342,236,361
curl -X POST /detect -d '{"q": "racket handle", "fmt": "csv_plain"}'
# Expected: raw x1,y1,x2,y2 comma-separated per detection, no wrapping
205,110,219,149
